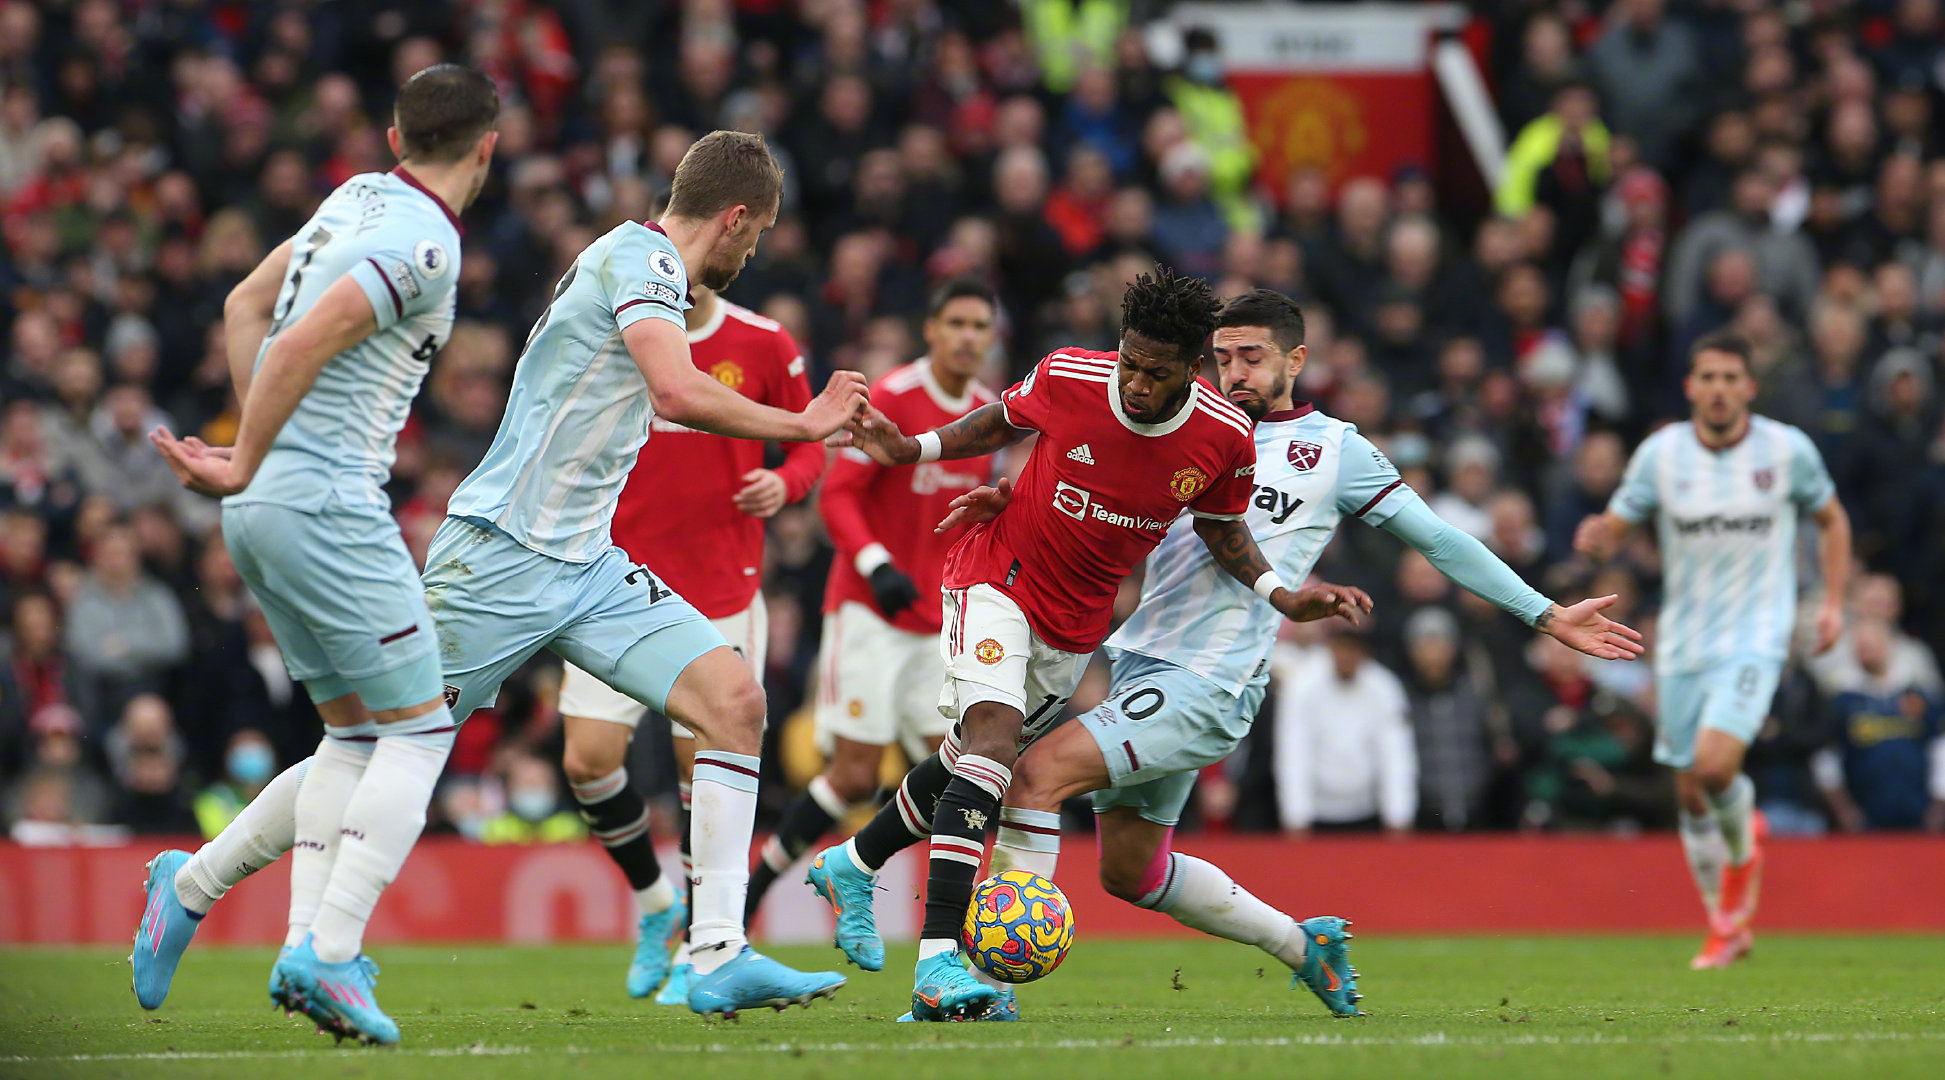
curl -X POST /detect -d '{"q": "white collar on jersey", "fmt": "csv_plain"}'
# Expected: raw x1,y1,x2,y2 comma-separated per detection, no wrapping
916,356,976,412
686,297,728,343
1110,371,1201,437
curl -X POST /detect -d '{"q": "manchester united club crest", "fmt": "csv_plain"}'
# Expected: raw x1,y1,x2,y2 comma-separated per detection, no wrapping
710,360,744,391
1288,440,1323,471
1753,468,1774,492
1170,466,1211,501
975,639,1005,665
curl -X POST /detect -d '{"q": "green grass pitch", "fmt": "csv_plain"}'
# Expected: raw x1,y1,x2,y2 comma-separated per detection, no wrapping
3,936,1942,1079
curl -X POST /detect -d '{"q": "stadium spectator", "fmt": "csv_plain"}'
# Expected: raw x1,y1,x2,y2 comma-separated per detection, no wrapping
104,693,197,834
1816,619,1945,832
192,729,276,839
481,752,588,845
60,521,187,731
1270,627,1417,835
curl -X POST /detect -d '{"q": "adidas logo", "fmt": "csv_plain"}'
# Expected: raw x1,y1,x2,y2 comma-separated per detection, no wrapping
1067,443,1096,465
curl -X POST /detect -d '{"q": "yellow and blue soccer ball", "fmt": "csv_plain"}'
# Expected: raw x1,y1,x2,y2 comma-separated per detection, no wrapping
961,870,1075,984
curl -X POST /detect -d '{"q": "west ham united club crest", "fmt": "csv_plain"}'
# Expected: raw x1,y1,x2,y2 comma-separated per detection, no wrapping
1288,440,1323,471
1753,468,1774,492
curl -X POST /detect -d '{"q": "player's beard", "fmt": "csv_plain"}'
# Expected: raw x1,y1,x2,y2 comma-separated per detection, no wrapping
698,259,741,291
1227,372,1288,422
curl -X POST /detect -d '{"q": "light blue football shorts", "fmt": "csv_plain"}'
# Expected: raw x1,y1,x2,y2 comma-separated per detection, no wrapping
422,516,726,722
1653,656,1784,769
223,495,443,711
1081,648,1266,827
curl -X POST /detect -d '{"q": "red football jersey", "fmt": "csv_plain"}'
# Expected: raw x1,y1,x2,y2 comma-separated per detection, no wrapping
611,300,824,618
942,348,1258,653
821,359,999,633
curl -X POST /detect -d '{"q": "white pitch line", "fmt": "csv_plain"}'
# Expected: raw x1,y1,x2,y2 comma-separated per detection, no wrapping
6,1029,1945,1063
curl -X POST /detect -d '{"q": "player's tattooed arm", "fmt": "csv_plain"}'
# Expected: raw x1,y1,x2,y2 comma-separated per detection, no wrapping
1192,516,1373,625
844,402,1028,466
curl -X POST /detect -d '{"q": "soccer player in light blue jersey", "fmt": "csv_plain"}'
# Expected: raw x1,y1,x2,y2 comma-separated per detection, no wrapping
142,64,502,1044
1577,331,1851,970
423,130,864,1017
806,290,1642,1020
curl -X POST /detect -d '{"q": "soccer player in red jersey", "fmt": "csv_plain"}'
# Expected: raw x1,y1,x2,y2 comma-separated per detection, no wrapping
831,268,1369,1020
744,280,1001,918
553,281,823,1001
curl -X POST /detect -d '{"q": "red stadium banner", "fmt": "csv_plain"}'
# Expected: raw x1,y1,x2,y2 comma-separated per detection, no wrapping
1168,2,1460,193
4,834,1943,945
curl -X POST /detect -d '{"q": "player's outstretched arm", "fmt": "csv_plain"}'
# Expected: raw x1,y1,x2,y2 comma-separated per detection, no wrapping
624,318,867,442
154,273,379,497
223,238,293,400
1380,498,1643,660
840,402,1029,466
1810,497,1852,653
1192,515,1372,624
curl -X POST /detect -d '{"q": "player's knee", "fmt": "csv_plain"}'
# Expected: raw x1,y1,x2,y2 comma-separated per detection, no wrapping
560,741,618,786
721,675,767,729
825,756,880,803
1692,758,1738,796
1005,754,1060,812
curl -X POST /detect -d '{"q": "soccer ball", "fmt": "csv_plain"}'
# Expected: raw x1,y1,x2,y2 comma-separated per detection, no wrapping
961,870,1075,984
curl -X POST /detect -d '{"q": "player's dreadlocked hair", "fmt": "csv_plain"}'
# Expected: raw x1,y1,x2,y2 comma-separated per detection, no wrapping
1120,265,1221,360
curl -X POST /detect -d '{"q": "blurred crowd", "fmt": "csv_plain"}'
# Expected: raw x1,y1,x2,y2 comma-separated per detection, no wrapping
2,0,1943,848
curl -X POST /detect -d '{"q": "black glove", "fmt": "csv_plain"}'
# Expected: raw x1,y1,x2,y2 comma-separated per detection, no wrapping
868,562,920,617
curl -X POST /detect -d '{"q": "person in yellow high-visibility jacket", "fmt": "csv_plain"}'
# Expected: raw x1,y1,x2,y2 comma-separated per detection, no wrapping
1497,82,1612,219
1021,0,1128,95
1166,26,1261,237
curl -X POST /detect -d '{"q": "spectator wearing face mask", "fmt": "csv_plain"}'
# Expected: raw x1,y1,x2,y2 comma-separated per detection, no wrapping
192,729,276,838
481,752,589,845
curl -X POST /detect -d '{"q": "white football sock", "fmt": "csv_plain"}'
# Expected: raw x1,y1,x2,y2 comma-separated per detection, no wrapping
309,725,454,963
1144,854,1305,969
992,808,1061,880
636,876,676,917
288,731,374,948
176,757,309,914
1709,774,1757,867
1679,809,1726,916
687,751,760,975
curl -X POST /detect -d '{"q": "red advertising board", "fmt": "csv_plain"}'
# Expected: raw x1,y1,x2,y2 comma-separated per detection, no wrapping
4,834,1942,946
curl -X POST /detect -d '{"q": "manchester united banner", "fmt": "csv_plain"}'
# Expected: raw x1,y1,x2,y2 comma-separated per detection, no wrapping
1164,3,1464,193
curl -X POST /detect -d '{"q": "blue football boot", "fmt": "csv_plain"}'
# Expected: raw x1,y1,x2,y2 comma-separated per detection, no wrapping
686,946,845,1018
897,983,1018,1022
272,936,399,1045
908,951,999,1022
655,961,693,1006
131,850,202,1009
805,844,885,971
628,890,687,998
1292,916,1363,1017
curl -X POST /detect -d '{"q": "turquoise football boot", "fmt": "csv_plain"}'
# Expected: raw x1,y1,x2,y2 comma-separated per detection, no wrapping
1292,916,1363,1017
131,850,202,1009
627,890,686,998
897,983,1017,1022
655,961,693,1006
805,844,885,971
272,936,399,1045
686,946,845,1018
908,951,999,1022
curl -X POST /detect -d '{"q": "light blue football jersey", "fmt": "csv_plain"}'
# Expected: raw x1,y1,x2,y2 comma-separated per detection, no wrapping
224,169,462,512
1608,415,1836,675
1108,407,1413,696
444,221,691,562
